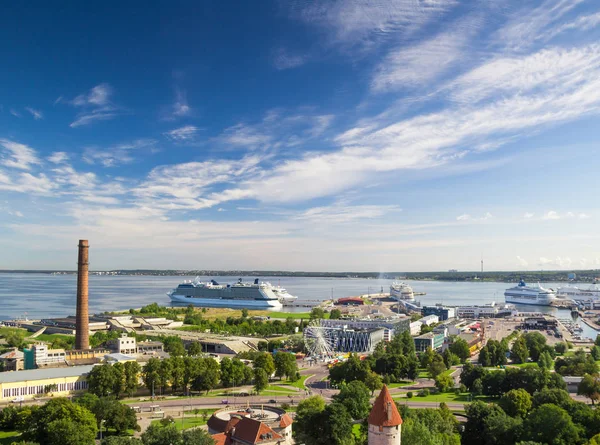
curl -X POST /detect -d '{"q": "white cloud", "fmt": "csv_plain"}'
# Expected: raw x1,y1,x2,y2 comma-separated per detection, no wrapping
538,256,573,268
456,212,492,222
0,172,56,194
296,203,401,224
0,139,41,170
65,83,119,127
168,88,192,119
543,211,560,220
544,11,600,40
579,213,590,219
272,48,308,70
524,212,535,219
9,109,21,118
456,214,471,221
293,0,457,49
25,107,43,120
47,152,69,164
516,256,528,267
83,139,156,167
164,125,200,142
494,0,586,51
372,15,481,92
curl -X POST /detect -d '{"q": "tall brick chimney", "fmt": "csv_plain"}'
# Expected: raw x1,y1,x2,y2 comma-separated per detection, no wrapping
75,240,90,350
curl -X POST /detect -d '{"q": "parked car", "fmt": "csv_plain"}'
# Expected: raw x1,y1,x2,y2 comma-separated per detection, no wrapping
12,396,24,403
221,399,229,405
268,399,277,403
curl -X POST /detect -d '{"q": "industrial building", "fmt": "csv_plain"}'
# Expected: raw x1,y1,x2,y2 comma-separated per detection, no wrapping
456,303,517,319
0,349,24,371
0,365,94,402
418,315,439,326
414,332,445,352
422,306,455,321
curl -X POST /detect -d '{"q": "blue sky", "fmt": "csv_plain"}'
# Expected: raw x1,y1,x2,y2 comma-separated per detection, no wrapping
1,0,600,271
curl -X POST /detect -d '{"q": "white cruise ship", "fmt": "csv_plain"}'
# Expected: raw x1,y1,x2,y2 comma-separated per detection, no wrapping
168,278,282,309
270,285,298,304
390,282,414,300
504,280,556,306
556,283,600,300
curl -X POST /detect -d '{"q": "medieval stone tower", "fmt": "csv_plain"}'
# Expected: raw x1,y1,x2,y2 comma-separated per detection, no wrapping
367,385,402,445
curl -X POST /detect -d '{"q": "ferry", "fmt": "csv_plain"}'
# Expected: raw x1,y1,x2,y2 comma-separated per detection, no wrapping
504,280,556,306
168,278,282,309
557,283,600,300
390,282,414,300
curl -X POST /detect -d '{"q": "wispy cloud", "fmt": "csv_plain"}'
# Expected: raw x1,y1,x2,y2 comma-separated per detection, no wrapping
291,0,457,50
371,15,482,92
538,256,573,268
542,210,590,220
0,139,41,170
543,11,600,40
64,83,120,127
516,256,528,267
25,107,43,120
9,109,21,118
164,125,201,142
524,212,535,219
272,48,308,70
296,202,401,224
494,0,586,52
456,212,492,222
83,139,157,167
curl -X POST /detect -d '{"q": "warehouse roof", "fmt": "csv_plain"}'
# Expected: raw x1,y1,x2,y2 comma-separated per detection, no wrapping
0,365,95,384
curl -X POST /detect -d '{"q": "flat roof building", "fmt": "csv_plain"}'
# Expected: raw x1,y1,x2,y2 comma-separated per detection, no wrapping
414,332,445,352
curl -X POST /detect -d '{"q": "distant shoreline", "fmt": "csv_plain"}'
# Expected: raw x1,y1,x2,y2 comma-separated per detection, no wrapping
0,269,598,283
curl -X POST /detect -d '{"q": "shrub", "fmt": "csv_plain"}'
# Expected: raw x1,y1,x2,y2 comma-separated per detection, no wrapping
406,392,413,398
418,389,430,397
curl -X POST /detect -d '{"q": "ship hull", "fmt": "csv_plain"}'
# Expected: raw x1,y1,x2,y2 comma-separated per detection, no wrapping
169,293,282,309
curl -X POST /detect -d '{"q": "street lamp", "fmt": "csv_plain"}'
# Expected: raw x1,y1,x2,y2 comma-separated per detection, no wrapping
99,419,105,441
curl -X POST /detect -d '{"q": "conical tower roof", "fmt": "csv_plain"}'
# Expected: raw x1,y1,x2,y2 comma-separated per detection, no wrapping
367,385,403,427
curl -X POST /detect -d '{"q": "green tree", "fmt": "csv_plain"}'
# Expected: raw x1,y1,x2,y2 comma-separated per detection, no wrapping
88,364,117,397
499,388,532,417
538,351,553,370
142,357,161,397
329,309,342,319
162,336,185,357
435,374,454,393
591,346,600,361
364,372,383,395
241,308,249,318
310,307,325,319
333,380,371,419
554,342,567,354
463,401,504,444
192,358,220,394
124,361,141,397
274,352,298,380
112,362,126,398
428,353,447,379
472,378,483,396
294,396,326,445
253,352,275,378
158,358,173,394
169,356,185,392
102,437,143,445
577,373,600,405
187,342,202,356
141,423,181,445
523,404,581,445
181,428,216,444
253,368,269,394
511,337,529,364
21,398,98,445
449,337,471,363
482,409,522,445
595,335,600,347
443,350,460,368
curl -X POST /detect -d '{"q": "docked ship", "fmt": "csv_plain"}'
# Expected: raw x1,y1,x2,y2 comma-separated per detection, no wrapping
556,283,600,300
270,285,298,304
504,280,557,306
168,278,282,309
390,282,414,300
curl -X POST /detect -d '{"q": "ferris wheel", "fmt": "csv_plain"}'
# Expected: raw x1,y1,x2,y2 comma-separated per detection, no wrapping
303,319,336,359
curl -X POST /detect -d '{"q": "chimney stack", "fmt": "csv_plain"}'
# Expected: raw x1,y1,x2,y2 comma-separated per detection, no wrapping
75,240,89,350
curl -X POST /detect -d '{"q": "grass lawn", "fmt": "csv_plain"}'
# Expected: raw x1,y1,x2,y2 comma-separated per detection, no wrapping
33,333,74,343
387,381,414,388
0,431,21,445
282,374,311,389
151,416,208,431
396,392,491,403
264,384,300,393
417,370,431,379
510,362,539,368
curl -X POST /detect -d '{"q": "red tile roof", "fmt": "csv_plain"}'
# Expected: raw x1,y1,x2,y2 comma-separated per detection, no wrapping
224,416,242,433
231,416,283,444
278,413,293,428
212,432,232,445
368,385,403,427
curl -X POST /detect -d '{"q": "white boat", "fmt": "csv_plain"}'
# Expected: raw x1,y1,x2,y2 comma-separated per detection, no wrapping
270,285,298,304
168,278,282,309
390,282,414,300
557,283,600,299
504,280,556,306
